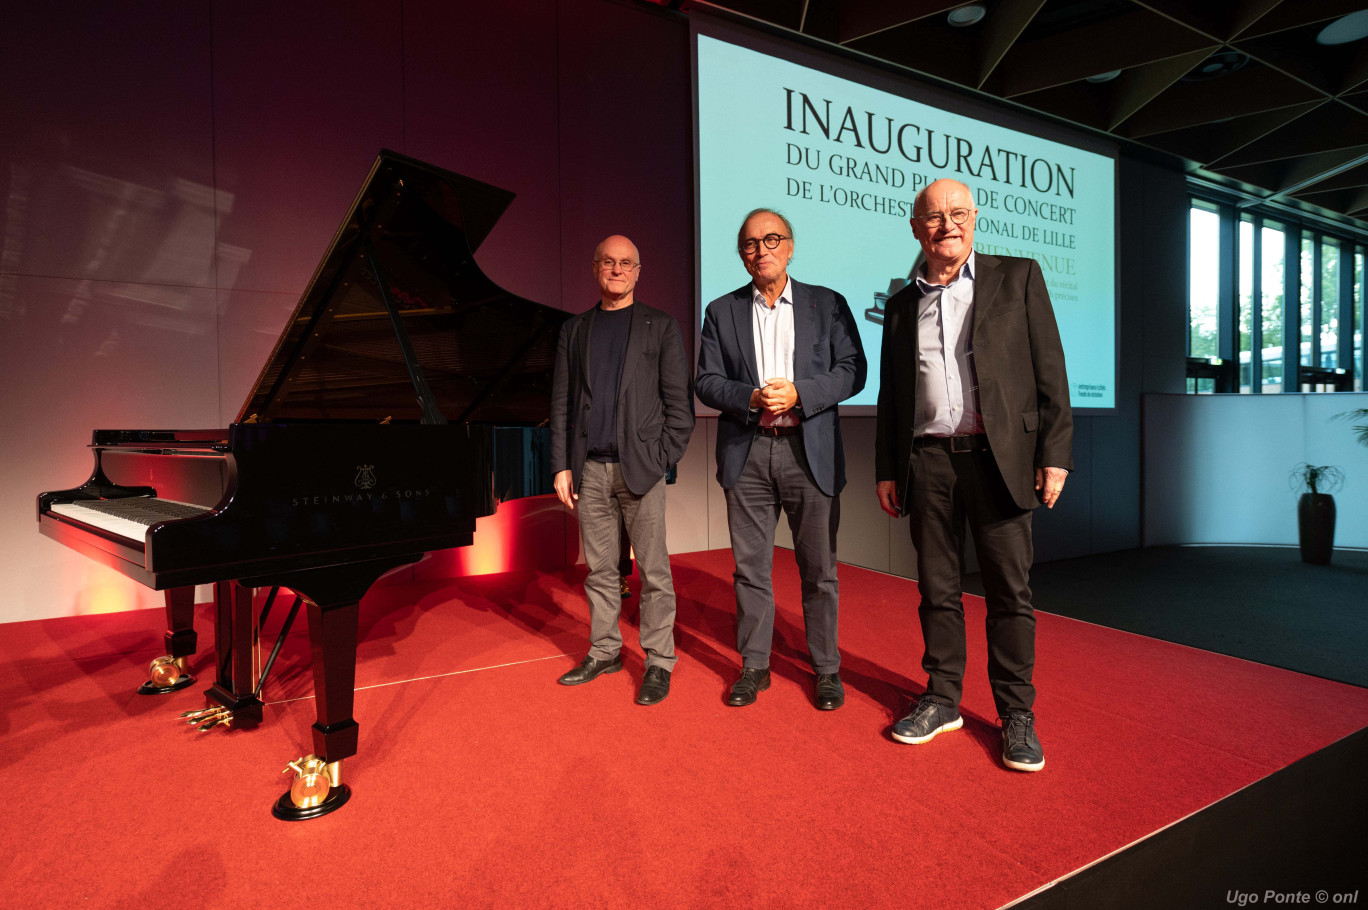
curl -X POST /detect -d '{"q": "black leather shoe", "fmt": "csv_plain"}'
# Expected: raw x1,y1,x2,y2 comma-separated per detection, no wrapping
557,654,622,686
891,699,962,744
726,667,771,706
1000,712,1045,771
815,672,844,710
636,666,671,705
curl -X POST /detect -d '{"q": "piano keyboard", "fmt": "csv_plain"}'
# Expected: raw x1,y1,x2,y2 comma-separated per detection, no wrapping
48,498,212,544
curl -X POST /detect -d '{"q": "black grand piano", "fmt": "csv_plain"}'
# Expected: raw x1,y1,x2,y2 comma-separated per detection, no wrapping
36,150,568,819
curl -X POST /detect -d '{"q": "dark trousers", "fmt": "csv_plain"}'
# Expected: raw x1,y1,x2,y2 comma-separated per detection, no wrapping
908,444,1035,716
723,434,841,674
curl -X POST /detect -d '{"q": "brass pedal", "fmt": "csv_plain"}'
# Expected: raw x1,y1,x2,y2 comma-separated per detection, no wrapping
179,705,233,731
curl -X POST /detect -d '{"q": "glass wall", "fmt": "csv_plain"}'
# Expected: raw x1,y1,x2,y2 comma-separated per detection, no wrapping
1188,195,1363,395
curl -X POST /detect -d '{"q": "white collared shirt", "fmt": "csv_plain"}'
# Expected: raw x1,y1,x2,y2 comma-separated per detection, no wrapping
914,251,983,437
752,276,797,428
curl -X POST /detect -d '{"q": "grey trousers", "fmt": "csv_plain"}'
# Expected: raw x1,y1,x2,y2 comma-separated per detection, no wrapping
723,434,841,675
577,460,677,671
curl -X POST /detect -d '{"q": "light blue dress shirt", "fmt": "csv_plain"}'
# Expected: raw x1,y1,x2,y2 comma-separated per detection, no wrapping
915,251,984,438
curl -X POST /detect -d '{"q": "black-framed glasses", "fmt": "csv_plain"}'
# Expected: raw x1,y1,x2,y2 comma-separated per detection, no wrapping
595,258,639,271
738,233,791,254
914,208,974,229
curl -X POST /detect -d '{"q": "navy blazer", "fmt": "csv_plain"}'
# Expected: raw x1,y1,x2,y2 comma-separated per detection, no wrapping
696,279,867,497
549,301,695,497
874,253,1073,511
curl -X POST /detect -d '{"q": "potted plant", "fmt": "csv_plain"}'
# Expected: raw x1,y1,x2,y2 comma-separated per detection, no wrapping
1289,463,1344,565
1336,408,1368,447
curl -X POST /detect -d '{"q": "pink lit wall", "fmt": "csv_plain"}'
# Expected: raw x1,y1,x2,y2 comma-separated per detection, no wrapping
0,0,702,622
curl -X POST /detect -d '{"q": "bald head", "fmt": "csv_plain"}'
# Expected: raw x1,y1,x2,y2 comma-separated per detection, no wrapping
911,179,977,280
913,179,974,217
592,234,641,309
593,234,639,264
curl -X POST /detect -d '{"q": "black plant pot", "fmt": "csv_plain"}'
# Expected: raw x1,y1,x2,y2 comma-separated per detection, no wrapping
1297,492,1336,565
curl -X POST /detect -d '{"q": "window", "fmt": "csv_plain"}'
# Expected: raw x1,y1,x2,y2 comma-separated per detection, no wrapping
1261,223,1286,393
1356,251,1364,391
1187,194,1363,394
1188,202,1220,360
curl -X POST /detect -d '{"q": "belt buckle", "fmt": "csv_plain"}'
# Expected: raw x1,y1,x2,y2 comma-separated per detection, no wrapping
950,436,974,453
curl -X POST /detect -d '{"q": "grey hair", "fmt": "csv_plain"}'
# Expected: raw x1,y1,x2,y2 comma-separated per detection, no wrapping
737,208,794,250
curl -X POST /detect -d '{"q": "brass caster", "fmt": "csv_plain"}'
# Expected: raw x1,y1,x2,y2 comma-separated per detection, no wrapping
138,656,194,695
273,755,350,820
179,705,233,731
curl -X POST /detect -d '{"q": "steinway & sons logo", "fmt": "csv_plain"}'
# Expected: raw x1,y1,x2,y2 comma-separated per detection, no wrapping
288,463,434,508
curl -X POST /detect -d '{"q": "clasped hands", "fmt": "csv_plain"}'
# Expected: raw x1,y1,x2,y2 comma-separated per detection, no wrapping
750,377,798,415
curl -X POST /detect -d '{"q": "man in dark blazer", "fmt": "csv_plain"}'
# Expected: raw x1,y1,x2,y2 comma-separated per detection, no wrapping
697,208,866,710
550,235,694,705
875,178,1072,771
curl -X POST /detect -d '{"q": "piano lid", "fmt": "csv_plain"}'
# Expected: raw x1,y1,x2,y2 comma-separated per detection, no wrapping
236,149,567,426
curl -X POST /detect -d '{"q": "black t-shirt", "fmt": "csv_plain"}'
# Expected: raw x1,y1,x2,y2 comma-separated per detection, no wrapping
587,304,632,462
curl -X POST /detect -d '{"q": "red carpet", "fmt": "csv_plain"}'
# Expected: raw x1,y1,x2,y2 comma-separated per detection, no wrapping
2,548,1367,909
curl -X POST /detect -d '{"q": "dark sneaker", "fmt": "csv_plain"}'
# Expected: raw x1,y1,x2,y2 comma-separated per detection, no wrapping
636,665,671,705
558,654,623,686
1000,712,1045,771
891,699,963,744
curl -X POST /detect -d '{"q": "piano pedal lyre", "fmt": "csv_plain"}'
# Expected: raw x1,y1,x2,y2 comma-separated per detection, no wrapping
138,656,194,694
273,754,351,821
179,705,234,731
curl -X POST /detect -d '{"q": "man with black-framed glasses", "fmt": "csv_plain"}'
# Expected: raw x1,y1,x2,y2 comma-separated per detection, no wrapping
875,179,1073,771
550,235,694,705
697,208,867,710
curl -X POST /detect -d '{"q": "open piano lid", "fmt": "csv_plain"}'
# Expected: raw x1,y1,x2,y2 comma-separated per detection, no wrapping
236,149,566,427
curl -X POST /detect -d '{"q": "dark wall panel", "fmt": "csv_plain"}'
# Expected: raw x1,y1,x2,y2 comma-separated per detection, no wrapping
554,0,695,353
403,0,562,308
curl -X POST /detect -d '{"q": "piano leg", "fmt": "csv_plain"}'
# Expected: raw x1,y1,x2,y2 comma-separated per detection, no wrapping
272,596,358,820
201,581,265,725
138,586,197,694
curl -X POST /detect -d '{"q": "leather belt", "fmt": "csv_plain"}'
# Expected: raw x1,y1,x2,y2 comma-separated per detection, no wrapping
756,424,800,437
914,434,989,453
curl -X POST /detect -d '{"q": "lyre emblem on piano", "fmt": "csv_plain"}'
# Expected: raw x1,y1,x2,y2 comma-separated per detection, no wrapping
354,465,377,490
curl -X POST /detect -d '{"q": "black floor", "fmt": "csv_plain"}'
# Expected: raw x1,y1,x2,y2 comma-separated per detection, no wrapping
965,545,1368,688
962,546,1368,908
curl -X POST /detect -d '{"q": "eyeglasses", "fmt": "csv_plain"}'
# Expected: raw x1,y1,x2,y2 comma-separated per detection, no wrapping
738,233,791,255
595,258,638,271
914,208,974,229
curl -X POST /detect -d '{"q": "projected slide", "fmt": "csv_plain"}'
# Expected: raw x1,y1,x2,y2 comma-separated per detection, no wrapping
696,33,1116,409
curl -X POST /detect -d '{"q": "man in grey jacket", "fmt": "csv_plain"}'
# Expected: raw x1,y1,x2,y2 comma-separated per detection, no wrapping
549,235,694,705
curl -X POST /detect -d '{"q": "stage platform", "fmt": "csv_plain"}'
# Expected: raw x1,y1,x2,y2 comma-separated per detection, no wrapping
1,548,1364,908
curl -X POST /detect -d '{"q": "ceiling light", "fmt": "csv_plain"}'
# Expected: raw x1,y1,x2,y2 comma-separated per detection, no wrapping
1317,10,1368,45
1180,50,1249,82
947,4,987,27
1085,70,1122,84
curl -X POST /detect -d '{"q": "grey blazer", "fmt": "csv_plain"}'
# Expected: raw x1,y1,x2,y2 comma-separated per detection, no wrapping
549,301,694,497
696,279,867,497
874,253,1073,511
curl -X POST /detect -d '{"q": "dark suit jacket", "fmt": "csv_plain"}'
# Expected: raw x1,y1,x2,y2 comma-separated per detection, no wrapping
696,279,867,497
874,253,1073,512
550,300,694,497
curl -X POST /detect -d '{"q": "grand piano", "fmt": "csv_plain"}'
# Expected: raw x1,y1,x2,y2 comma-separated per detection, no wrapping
36,150,568,819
